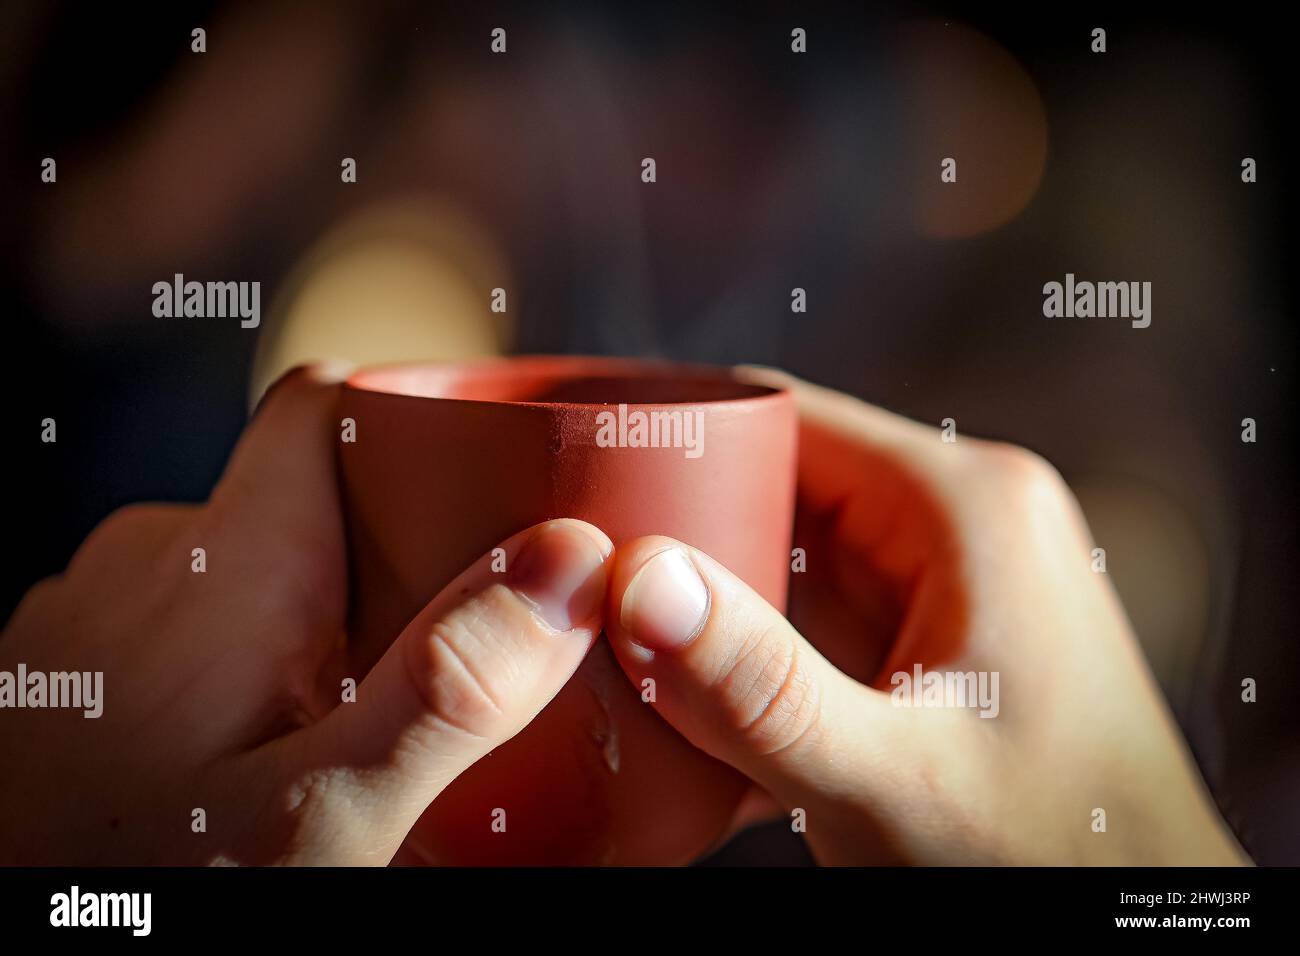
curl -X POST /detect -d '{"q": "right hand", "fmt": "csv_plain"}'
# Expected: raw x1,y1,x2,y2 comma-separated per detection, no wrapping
603,370,1248,865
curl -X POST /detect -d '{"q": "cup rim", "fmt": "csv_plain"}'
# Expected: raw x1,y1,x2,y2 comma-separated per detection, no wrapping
342,355,787,408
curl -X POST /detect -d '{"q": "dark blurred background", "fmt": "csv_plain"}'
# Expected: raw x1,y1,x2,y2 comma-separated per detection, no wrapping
2,1,1295,863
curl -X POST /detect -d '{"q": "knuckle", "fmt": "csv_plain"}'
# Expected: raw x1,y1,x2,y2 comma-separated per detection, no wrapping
24,573,65,604
5,574,67,630
72,503,193,572
716,626,823,757
84,503,161,545
403,616,513,740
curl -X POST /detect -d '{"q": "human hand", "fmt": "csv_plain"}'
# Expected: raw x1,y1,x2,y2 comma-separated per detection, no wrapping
603,369,1249,865
0,365,612,865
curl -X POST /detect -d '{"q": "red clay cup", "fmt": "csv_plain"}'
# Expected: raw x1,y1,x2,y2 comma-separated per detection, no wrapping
338,356,797,864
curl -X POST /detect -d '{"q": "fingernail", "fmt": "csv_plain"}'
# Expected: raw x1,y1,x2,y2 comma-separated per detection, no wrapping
508,522,610,632
619,548,709,650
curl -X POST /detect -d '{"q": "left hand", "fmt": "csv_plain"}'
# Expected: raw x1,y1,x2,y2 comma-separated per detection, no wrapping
0,364,612,864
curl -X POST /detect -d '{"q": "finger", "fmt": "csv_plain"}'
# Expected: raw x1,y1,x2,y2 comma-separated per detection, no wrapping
63,503,196,585
736,366,970,674
735,364,946,469
737,364,953,557
271,518,612,864
737,364,1012,523
211,361,353,544
605,534,900,809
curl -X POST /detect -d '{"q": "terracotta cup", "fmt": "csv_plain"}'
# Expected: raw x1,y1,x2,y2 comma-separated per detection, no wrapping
338,355,797,864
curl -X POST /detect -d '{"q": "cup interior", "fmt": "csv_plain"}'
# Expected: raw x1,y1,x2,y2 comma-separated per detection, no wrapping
345,357,778,405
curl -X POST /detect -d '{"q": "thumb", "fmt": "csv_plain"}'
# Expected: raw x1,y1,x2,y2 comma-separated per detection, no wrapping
605,536,900,811
272,518,612,864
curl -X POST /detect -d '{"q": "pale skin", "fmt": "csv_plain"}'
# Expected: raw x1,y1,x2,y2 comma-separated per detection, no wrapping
0,364,1248,865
